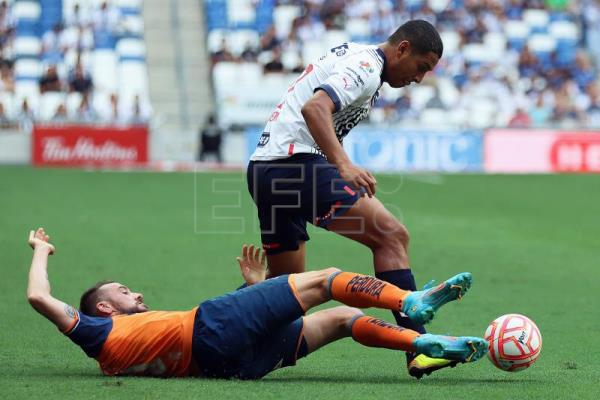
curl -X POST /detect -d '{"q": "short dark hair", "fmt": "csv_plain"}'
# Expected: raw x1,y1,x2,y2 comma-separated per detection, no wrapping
80,280,114,316
387,20,443,58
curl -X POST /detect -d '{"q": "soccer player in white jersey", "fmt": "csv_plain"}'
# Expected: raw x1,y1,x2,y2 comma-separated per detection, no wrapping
246,20,448,378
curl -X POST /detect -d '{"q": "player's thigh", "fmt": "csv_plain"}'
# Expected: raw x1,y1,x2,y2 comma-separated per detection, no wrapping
237,318,305,380
302,306,363,353
194,276,305,359
327,196,405,247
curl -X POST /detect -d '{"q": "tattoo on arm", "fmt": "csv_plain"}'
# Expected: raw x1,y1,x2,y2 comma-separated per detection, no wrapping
64,304,76,319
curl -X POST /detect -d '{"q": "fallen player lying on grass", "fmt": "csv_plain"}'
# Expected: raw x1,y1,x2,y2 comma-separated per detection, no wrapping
26,227,488,379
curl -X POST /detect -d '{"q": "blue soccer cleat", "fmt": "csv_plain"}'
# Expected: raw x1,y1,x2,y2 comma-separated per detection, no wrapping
413,334,489,363
401,272,472,325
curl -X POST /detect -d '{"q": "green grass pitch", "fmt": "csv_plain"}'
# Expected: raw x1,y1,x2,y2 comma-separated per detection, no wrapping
1,166,599,399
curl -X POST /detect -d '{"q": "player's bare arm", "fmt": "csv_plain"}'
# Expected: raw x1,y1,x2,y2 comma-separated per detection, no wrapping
301,90,377,197
27,228,78,332
236,244,267,285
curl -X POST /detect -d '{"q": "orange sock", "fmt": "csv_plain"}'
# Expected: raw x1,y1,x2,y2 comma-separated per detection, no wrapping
351,315,419,352
329,271,410,311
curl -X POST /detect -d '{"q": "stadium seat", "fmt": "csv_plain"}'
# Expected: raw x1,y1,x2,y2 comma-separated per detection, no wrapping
483,32,507,62
0,92,16,118
420,108,448,127
212,62,241,88
346,18,370,43
116,0,143,8
281,50,300,71
410,86,435,111
15,82,41,108
523,9,550,31
227,0,256,27
13,37,42,58
549,20,578,41
64,49,92,70
12,1,42,20
302,41,327,65
118,61,149,98
66,91,83,117
116,38,147,58
39,92,67,121
504,20,530,51
325,31,350,49
122,15,144,36
468,99,496,128
440,30,461,57
528,34,557,54
462,43,495,65
14,59,42,80
207,29,229,53
92,50,119,92
273,5,301,38
228,29,260,56
429,0,451,13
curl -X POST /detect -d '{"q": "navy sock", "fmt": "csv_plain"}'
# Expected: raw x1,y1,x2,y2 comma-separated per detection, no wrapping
376,269,426,363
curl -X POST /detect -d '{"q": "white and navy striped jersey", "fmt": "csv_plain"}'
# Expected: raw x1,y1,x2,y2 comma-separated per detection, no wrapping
250,42,386,161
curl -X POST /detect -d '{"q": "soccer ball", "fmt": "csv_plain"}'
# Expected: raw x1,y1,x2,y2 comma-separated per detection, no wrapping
484,314,542,372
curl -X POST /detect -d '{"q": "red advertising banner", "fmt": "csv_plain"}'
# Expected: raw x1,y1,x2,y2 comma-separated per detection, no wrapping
485,129,600,173
32,125,148,167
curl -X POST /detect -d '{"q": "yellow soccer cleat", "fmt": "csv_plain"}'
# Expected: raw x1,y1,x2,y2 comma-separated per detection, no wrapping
407,354,459,379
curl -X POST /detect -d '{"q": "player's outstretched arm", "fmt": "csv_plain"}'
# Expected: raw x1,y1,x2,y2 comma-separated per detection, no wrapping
236,244,266,286
27,228,78,332
301,91,376,197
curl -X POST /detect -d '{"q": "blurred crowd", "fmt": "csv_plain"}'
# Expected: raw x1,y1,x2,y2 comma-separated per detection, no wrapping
210,0,600,129
0,1,149,131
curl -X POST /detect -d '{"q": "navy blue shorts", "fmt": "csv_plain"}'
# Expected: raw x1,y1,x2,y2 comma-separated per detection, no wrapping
247,154,361,255
191,275,308,380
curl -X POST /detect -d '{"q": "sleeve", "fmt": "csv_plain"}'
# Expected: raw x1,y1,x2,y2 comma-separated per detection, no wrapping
315,53,382,113
64,310,113,358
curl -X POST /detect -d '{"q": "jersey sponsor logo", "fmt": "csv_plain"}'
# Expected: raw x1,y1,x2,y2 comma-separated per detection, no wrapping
258,133,270,147
359,61,374,74
345,67,365,86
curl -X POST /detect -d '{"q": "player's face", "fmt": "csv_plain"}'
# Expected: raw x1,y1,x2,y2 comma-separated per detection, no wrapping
101,282,148,314
387,41,439,88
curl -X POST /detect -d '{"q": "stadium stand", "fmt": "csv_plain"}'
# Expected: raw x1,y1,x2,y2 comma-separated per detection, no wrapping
205,0,600,129
0,0,151,130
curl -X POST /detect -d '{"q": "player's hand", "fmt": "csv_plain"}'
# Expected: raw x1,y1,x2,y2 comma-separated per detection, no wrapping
236,244,266,285
28,228,55,255
338,162,377,197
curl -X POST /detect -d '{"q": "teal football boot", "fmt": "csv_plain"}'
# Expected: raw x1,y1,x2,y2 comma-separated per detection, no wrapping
401,272,472,325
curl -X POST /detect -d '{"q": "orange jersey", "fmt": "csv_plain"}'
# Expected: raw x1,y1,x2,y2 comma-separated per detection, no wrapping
65,308,198,377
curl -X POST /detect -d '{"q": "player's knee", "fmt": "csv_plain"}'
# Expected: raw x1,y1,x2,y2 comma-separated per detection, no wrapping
373,218,410,250
318,267,342,296
334,306,364,332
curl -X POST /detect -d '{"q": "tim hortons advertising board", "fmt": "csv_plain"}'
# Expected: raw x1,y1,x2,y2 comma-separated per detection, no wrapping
32,125,148,167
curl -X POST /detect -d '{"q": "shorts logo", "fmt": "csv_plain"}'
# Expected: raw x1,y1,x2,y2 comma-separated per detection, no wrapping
262,243,280,249
258,133,270,147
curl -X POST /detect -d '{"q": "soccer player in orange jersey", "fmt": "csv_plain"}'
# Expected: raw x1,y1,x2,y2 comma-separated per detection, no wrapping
27,227,487,379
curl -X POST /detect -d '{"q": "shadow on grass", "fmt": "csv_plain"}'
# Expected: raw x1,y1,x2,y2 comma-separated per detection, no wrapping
14,370,545,385
263,375,545,385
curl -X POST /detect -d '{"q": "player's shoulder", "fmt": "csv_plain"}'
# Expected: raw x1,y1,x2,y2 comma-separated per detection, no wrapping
64,309,112,335
345,43,385,69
